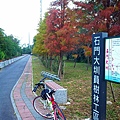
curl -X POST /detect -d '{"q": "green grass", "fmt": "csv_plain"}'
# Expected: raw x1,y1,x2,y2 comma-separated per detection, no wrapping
32,56,120,120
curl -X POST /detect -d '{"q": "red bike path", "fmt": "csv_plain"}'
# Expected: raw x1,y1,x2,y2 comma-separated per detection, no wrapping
11,56,46,120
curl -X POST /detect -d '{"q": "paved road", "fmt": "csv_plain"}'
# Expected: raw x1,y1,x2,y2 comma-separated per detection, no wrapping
0,55,30,120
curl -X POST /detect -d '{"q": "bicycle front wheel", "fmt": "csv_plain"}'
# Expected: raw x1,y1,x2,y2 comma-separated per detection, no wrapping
33,96,53,119
54,102,66,120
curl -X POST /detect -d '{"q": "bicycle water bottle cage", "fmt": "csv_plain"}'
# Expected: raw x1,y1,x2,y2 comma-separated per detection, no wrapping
41,89,49,100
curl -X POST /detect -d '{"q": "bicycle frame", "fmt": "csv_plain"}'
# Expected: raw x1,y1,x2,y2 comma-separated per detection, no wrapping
46,92,62,120
46,92,56,110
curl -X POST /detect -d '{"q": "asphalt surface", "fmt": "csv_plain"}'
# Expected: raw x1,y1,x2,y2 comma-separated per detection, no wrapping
0,55,30,120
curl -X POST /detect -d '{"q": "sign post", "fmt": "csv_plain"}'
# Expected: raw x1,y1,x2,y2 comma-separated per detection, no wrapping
92,32,108,120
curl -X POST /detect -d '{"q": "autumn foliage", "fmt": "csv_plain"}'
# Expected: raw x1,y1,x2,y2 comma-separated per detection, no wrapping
33,0,120,76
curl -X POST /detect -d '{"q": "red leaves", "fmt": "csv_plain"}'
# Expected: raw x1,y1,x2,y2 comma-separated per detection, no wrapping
83,1,120,36
73,1,94,11
45,1,78,56
109,25,120,36
45,0,120,57
46,9,62,32
99,7,114,20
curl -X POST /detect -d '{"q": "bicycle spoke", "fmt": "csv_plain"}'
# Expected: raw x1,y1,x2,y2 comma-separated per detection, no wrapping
33,96,53,119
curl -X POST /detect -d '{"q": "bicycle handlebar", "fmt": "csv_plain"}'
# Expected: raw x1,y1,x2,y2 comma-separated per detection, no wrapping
32,82,45,92
32,85,38,92
33,71,60,93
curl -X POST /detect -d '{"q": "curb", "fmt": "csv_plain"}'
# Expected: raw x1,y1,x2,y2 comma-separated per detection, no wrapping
11,84,22,120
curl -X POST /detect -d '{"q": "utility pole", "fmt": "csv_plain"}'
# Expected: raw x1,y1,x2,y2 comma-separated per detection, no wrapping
40,0,42,22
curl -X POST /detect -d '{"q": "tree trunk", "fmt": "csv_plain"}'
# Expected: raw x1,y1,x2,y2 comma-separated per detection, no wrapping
58,55,63,78
45,55,48,68
86,56,90,70
74,59,77,68
50,56,53,71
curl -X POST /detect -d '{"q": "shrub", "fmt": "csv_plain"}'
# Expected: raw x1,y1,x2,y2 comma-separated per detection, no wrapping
0,51,5,61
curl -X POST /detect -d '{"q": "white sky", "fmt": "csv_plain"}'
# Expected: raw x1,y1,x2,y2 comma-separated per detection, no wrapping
0,0,53,46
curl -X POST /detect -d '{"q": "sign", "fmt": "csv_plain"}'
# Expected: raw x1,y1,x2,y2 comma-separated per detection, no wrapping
105,36,120,83
92,32,108,120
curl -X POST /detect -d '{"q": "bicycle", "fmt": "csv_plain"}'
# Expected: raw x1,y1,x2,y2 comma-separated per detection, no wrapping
32,74,66,120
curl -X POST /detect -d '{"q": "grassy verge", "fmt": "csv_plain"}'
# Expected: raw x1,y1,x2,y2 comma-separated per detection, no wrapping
32,55,120,120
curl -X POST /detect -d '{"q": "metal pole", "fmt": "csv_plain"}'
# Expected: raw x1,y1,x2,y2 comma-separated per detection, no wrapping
110,82,116,102
40,0,42,22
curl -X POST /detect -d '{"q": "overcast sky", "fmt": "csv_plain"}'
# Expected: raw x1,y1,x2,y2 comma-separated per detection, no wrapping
0,0,53,45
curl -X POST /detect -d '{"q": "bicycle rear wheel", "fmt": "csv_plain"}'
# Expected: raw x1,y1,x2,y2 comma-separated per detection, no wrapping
33,96,53,119
54,102,66,120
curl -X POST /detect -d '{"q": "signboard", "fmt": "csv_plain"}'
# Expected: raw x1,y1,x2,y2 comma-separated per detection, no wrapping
105,36,120,83
92,32,108,120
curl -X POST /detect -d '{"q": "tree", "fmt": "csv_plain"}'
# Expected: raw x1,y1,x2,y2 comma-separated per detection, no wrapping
33,0,120,75
82,46,92,70
72,0,120,66
32,14,48,56
22,45,32,54
0,51,5,61
67,1,94,67
84,0,120,36
0,28,22,60
45,0,77,77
